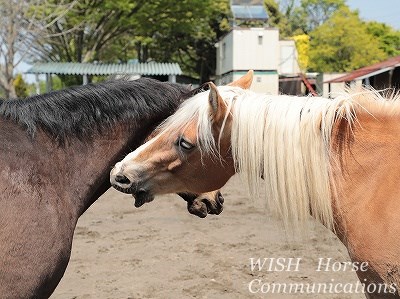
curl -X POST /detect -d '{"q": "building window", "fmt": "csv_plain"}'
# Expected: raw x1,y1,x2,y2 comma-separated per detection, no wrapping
258,36,263,45
222,42,226,60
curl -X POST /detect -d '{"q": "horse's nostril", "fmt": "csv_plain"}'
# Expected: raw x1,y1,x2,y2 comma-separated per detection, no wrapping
115,174,131,185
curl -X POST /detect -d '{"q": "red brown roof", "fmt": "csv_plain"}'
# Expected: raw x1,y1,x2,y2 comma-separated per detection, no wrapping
325,55,400,83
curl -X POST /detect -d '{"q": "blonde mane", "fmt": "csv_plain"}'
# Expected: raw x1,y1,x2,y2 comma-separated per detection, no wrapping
159,86,400,231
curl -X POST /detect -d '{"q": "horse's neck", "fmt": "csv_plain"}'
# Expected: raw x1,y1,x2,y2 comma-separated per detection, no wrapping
332,110,400,246
57,125,152,217
0,119,149,219
330,110,400,287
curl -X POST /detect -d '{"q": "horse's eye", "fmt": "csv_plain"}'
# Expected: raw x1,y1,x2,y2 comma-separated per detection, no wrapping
177,137,195,151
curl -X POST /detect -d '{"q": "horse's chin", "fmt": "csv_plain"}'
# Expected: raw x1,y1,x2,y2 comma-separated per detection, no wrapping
132,190,154,208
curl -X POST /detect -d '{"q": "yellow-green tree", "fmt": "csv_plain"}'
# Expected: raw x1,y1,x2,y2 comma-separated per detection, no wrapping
309,7,386,72
13,74,28,98
292,34,310,71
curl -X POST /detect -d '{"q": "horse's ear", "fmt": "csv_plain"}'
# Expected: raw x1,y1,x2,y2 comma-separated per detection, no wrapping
208,82,226,123
227,70,253,89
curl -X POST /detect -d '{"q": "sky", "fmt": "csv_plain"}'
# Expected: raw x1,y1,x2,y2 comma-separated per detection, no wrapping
19,0,400,83
347,0,400,29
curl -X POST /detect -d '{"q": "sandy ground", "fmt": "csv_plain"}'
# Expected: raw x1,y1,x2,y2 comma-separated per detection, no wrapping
52,175,364,299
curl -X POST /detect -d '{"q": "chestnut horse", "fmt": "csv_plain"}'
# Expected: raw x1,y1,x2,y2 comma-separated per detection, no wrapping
0,78,222,298
111,71,400,298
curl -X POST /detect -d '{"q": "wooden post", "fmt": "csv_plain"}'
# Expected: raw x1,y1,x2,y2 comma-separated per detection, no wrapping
328,83,331,99
389,68,394,87
83,74,88,85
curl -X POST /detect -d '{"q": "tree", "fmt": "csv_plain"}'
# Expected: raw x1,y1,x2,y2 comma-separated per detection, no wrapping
28,0,145,86
13,74,28,98
0,0,75,98
129,0,230,82
292,34,310,71
264,0,289,36
308,7,386,72
264,0,307,38
365,21,400,57
264,0,347,36
300,0,345,32
31,1,144,63
29,0,229,84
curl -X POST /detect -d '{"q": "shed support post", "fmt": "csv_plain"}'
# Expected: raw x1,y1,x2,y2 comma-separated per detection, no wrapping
83,74,88,85
168,75,176,83
45,74,52,92
35,74,40,95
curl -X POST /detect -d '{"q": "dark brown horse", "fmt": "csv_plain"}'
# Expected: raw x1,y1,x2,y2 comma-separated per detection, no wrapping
0,78,223,298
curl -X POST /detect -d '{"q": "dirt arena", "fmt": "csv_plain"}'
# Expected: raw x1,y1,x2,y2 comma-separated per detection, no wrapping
53,175,364,299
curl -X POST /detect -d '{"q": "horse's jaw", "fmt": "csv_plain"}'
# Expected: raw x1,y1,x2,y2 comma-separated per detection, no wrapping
132,190,155,208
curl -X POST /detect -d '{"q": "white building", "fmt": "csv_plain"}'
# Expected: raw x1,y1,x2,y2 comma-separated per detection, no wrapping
215,27,300,95
279,40,301,75
317,73,349,98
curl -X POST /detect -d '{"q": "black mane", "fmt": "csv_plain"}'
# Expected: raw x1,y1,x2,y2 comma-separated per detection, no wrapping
0,78,191,143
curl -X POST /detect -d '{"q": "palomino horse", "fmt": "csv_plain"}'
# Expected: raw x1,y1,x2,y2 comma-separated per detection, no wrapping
0,78,223,298
111,71,400,298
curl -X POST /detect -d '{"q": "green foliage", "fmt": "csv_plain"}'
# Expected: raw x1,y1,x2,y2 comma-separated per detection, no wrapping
27,0,400,82
31,1,142,63
48,75,64,91
265,0,399,73
308,7,387,72
264,0,283,25
300,0,345,31
31,0,230,84
265,0,345,37
265,0,289,34
26,75,64,95
365,21,400,57
13,74,28,98
134,0,231,82
264,0,306,38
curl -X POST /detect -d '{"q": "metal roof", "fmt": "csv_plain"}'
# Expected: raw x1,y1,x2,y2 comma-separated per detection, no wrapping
26,62,182,76
325,55,400,83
